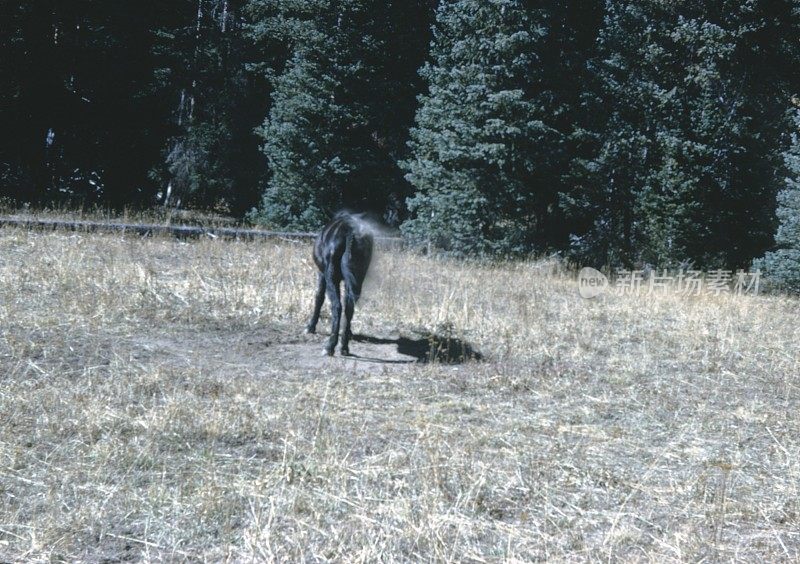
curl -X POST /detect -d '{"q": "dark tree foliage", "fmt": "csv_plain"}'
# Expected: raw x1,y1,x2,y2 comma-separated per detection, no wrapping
0,0,268,213
756,107,800,293
150,0,268,215
565,0,800,269
401,0,602,256
2,0,800,277
1,1,163,206
247,0,434,230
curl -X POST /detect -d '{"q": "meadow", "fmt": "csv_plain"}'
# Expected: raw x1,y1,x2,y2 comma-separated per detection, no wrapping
0,225,798,561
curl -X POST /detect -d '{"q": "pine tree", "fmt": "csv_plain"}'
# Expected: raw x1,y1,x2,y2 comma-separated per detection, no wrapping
566,0,800,269
150,0,268,214
755,108,800,293
564,1,666,267
402,0,584,256
248,0,432,230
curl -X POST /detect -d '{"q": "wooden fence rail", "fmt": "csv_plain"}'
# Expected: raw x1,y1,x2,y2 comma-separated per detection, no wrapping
0,216,404,246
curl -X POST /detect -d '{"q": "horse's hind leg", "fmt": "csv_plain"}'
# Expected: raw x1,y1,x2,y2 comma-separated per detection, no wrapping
324,268,342,356
341,291,355,356
340,269,362,356
305,271,326,334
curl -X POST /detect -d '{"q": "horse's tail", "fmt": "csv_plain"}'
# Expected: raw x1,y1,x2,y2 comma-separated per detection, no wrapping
344,228,355,257
343,224,372,302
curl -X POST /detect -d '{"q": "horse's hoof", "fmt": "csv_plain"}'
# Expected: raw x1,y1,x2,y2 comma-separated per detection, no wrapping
340,348,351,356
305,326,316,334
323,347,334,356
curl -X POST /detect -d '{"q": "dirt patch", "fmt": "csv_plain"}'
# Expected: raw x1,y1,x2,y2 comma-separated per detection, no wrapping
251,324,422,375
119,321,481,377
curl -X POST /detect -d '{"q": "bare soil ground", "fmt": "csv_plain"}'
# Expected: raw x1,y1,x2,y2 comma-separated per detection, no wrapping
1,226,799,561
119,322,460,379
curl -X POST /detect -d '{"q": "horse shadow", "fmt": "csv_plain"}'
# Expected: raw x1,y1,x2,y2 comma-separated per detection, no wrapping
351,333,483,365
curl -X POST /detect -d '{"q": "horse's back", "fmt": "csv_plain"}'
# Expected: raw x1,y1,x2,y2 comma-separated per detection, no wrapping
313,213,373,274
313,217,347,270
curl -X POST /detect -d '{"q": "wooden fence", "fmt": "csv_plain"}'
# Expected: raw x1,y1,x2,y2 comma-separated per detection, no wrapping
0,216,404,247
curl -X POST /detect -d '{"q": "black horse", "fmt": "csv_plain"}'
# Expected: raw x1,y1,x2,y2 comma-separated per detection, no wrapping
305,212,374,356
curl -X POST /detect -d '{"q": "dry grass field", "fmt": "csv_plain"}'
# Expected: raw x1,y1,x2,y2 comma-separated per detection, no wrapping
1,225,799,562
